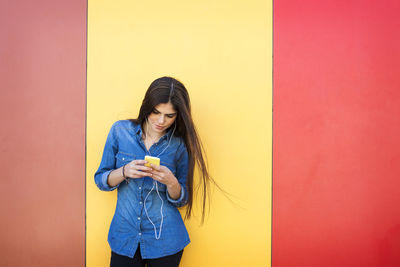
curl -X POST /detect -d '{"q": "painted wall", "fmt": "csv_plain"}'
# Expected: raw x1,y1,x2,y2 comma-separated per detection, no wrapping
273,0,400,266
0,0,86,266
86,0,272,266
3,0,400,266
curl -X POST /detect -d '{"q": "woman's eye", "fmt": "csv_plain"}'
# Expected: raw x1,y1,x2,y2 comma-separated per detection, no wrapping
166,114,175,118
152,110,160,114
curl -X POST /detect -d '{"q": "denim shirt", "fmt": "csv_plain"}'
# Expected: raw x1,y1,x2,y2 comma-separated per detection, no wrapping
94,120,190,259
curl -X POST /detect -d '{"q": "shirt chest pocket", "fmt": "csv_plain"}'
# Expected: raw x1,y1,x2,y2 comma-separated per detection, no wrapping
115,151,136,169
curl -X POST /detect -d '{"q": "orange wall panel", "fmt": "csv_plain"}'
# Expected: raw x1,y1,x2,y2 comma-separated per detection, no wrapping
0,1,86,266
273,0,400,266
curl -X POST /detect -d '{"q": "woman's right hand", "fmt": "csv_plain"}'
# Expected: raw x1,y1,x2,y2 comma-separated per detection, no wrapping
107,160,152,188
123,160,152,179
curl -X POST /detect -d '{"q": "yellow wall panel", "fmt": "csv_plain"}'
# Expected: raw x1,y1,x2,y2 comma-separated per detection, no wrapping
87,1,272,266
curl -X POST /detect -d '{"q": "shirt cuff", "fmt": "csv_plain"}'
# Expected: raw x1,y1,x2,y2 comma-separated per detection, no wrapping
101,170,119,191
166,184,185,206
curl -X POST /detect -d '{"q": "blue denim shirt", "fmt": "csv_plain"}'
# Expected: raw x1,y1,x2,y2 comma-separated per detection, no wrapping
95,120,190,259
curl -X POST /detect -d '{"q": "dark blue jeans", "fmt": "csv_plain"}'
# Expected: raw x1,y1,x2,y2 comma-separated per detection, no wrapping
110,245,183,267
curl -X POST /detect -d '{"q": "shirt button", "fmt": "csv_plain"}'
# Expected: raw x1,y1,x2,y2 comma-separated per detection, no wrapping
139,201,143,205
139,233,142,236
139,187,142,190
122,157,125,160
138,217,141,220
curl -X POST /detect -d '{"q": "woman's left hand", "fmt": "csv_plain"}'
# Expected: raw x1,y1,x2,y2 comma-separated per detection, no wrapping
149,164,178,187
150,164,182,200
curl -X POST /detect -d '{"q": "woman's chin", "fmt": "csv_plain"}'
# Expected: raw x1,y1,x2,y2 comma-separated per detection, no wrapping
154,125,165,132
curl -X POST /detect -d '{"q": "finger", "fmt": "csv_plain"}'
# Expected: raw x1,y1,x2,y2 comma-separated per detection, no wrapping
134,170,152,177
151,170,165,178
153,165,170,174
133,160,147,165
150,173,163,181
159,165,170,172
150,163,161,171
135,165,152,172
125,166,149,177
150,168,162,175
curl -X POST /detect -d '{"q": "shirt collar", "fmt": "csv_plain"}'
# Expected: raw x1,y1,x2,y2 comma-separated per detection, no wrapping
135,123,142,136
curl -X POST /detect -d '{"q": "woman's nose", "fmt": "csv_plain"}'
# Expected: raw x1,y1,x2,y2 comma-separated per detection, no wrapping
158,115,165,124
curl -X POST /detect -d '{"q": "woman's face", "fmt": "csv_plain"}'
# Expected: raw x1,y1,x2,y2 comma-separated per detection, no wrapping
147,102,177,135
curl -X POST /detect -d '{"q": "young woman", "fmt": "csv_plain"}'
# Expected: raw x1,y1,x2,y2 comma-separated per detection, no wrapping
95,76,212,267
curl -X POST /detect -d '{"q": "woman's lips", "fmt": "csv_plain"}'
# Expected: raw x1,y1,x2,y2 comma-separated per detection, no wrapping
155,125,164,130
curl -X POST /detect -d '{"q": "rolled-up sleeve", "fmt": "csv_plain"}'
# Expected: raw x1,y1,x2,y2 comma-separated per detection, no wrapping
166,142,189,207
94,122,120,191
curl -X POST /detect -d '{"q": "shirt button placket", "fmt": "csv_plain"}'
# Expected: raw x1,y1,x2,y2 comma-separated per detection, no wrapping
138,180,144,238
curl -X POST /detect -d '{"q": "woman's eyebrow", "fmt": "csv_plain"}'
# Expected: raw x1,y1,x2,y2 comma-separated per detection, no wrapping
154,108,176,116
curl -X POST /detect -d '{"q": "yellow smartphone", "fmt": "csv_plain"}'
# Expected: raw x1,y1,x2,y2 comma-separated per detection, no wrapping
144,155,160,168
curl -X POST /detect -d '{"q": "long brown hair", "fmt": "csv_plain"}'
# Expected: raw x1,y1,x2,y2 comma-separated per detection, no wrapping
130,76,212,223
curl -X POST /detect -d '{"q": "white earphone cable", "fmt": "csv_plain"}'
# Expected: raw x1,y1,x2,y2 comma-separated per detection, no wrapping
143,120,176,240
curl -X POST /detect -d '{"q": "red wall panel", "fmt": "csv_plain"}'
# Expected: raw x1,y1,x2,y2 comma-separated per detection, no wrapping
0,1,86,266
273,0,400,266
